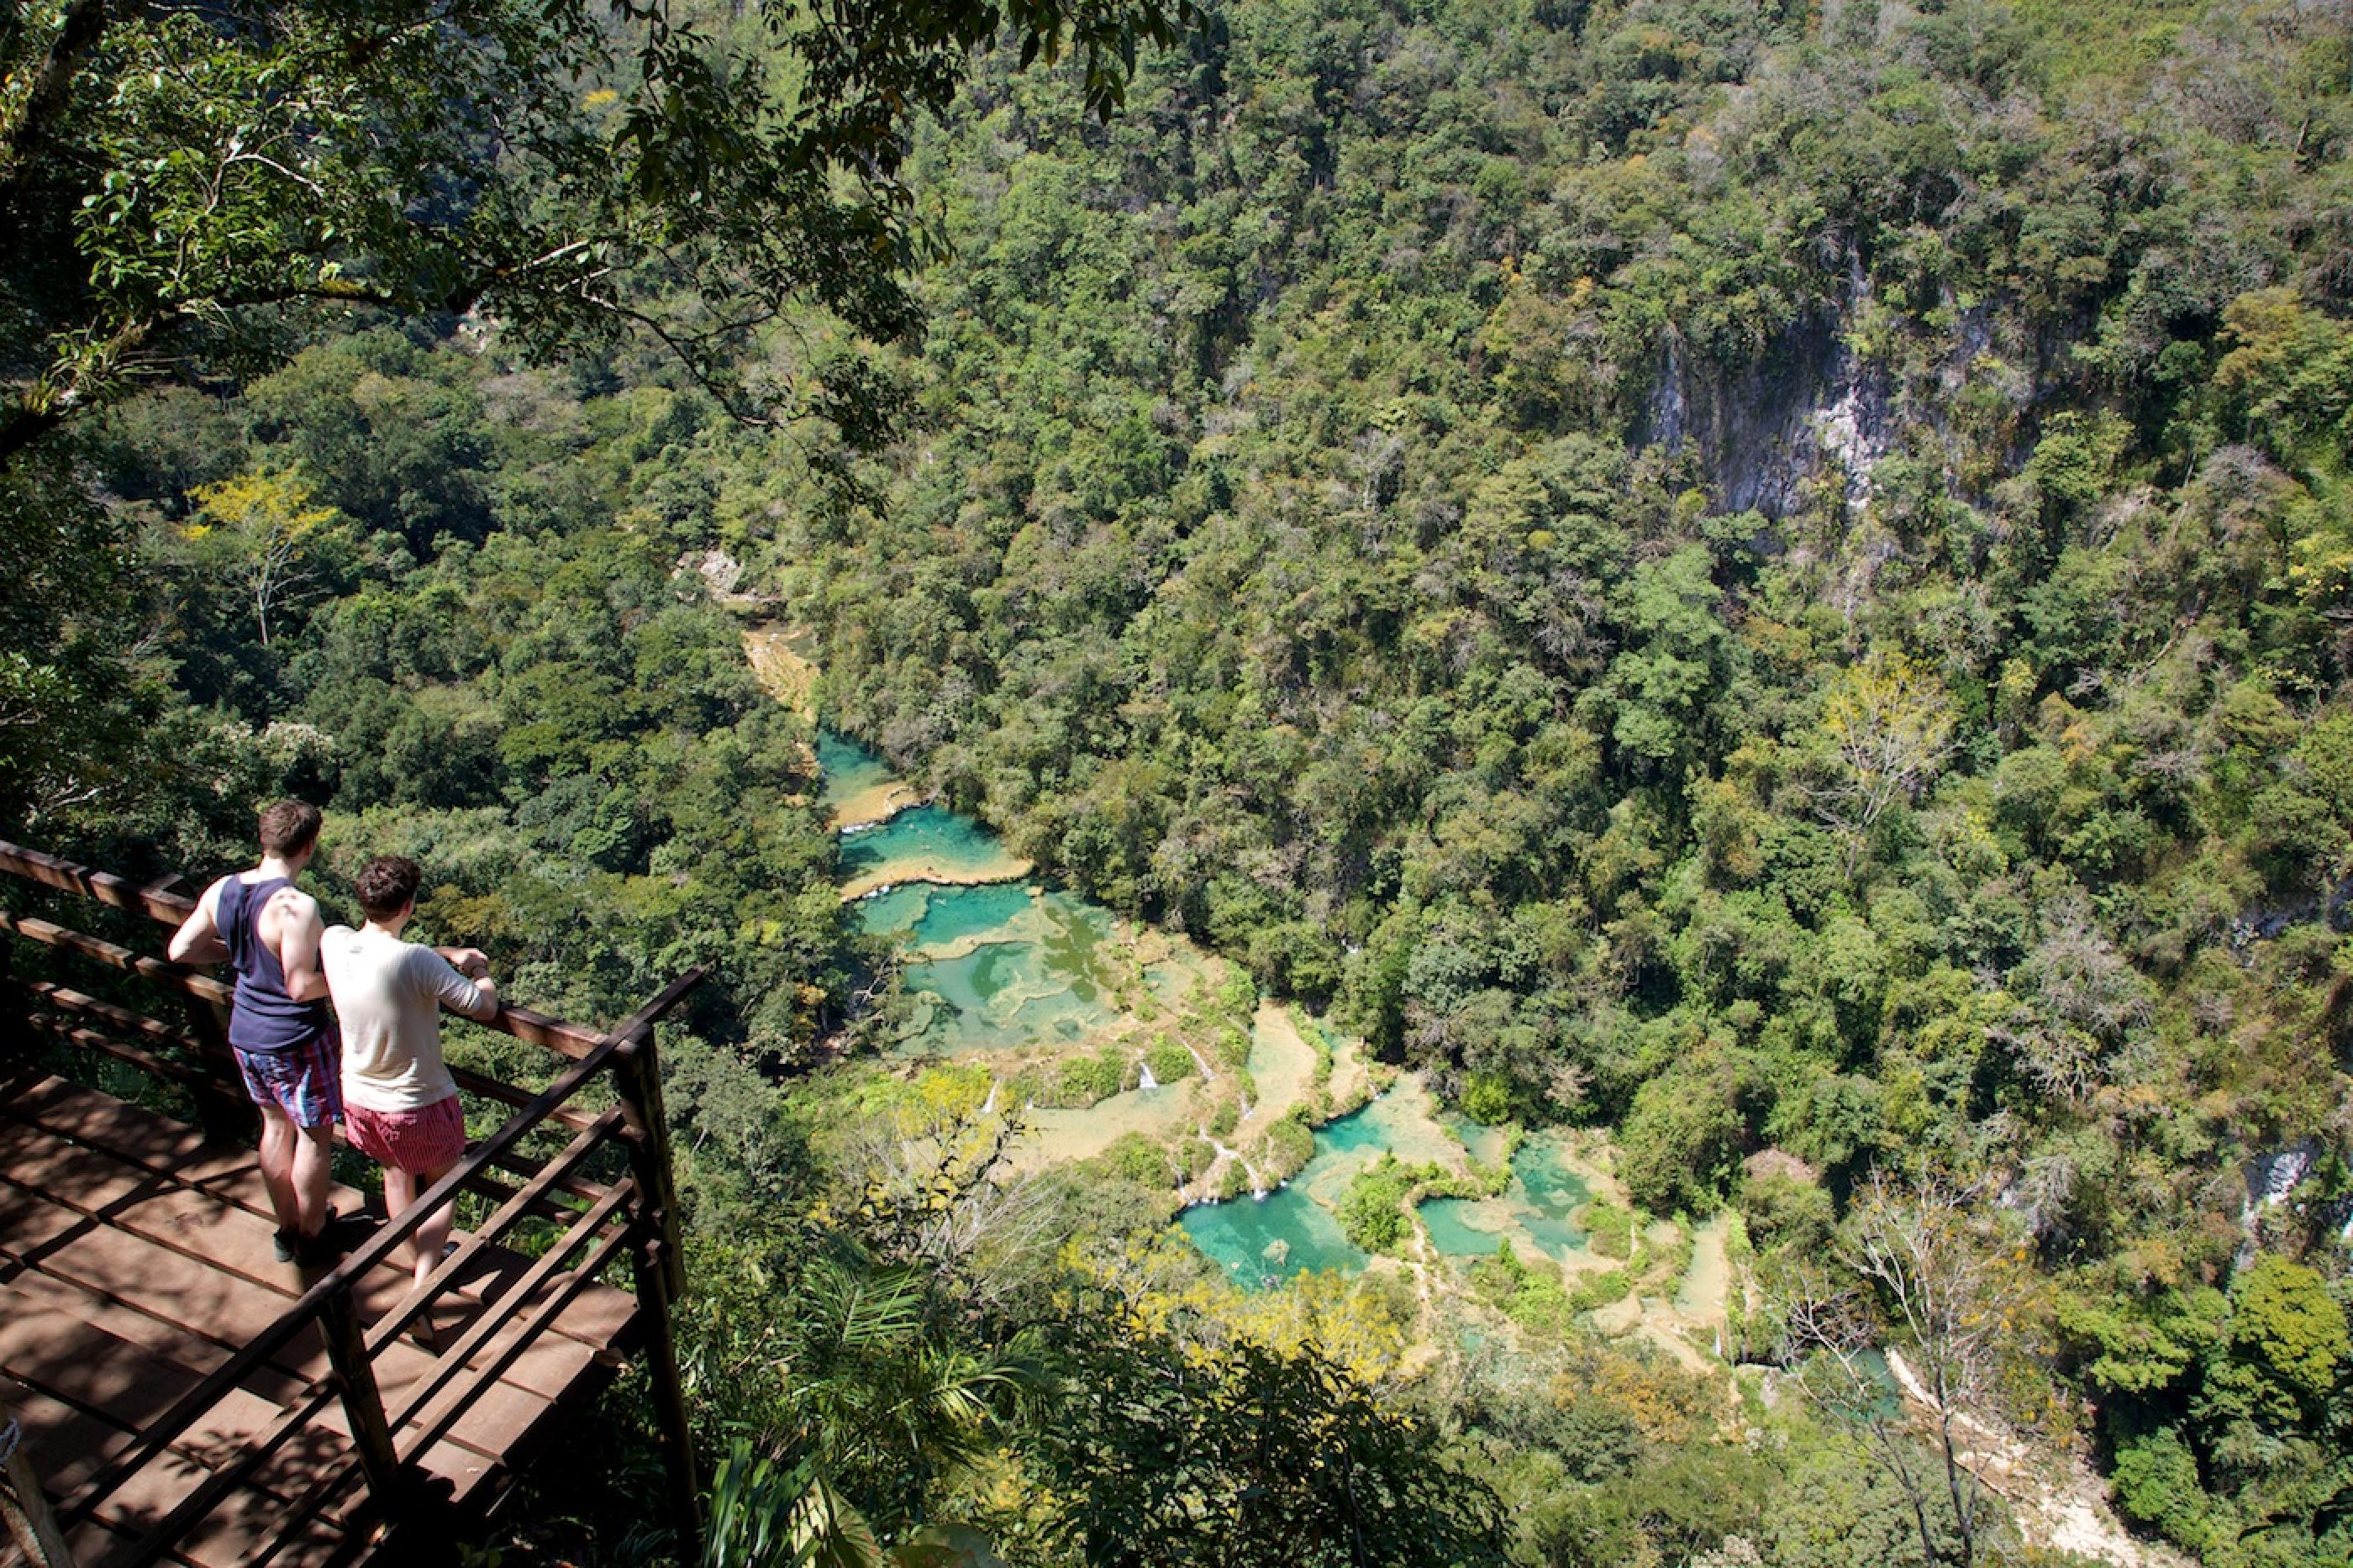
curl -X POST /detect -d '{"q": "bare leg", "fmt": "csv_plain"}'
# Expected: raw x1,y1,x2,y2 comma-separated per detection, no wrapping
408,1158,459,1286
292,1123,335,1238
255,1106,301,1234
382,1160,460,1286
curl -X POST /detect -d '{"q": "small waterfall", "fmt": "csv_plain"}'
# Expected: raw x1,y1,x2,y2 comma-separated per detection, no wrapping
1236,1094,1252,1123
2240,1142,2319,1270
979,1079,998,1116
1139,1060,1161,1092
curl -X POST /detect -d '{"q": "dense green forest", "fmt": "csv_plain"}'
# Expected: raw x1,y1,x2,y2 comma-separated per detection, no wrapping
10,0,2353,1562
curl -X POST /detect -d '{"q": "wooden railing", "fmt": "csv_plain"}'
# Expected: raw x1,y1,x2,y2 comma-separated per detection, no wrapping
0,839,705,1564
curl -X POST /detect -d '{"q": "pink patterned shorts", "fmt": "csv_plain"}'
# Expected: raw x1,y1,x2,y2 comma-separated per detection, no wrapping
345,1095,466,1175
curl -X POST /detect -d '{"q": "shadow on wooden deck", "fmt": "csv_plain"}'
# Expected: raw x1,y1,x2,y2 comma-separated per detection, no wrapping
0,841,703,1566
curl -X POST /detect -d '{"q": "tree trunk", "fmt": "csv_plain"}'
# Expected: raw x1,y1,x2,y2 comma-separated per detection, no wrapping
0,0,111,203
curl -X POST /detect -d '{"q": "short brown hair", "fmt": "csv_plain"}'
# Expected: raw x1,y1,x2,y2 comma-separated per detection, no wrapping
257,800,323,856
354,855,421,922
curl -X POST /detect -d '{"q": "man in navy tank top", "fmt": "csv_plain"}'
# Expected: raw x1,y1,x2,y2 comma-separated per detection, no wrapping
169,800,347,1264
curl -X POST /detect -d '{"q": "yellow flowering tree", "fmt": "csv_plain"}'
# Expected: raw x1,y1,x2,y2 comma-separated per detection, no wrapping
184,467,341,647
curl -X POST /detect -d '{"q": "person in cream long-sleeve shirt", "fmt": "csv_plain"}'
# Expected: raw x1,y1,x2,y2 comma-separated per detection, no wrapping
322,854,499,1292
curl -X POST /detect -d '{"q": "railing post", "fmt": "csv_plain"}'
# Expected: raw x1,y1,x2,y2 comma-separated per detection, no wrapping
613,1026,700,1555
613,1031,686,1298
0,1391,77,1566
0,936,26,1080
180,993,249,1147
318,1291,404,1510
633,1237,703,1557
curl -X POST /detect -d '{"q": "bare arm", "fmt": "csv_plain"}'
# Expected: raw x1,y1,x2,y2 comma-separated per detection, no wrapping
460,975,501,1023
424,949,501,1022
272,892,329,1002
166,879,228,965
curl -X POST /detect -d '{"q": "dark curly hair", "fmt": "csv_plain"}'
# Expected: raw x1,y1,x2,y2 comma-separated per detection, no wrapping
353,855,421,922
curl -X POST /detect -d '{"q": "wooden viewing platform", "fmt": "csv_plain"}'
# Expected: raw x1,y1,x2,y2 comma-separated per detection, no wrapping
0,841,704,1565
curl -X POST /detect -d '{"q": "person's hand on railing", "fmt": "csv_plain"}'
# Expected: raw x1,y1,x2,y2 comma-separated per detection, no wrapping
434,945,491,981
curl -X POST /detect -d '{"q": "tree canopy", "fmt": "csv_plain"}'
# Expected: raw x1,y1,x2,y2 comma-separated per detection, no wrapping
0,0,1196,458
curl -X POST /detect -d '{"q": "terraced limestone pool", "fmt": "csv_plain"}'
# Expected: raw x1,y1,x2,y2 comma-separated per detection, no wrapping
823,733,1173,1059
840,804,1033,899
858,879,1129,1055
1182,1089,1456,1287
1184,1102,1601,1287
1179,1180,1366,1284
818,730,920,828
1419,1131,1592,1262
816,733,1612,1292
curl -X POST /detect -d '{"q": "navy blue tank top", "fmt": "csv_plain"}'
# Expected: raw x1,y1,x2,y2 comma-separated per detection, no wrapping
219,875,330,1053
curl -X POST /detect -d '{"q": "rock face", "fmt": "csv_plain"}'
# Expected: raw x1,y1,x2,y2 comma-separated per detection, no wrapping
1636,275,2016,521
1640,307,1890,518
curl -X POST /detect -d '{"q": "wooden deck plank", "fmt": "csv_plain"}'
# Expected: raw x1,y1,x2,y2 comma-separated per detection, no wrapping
0,1287,303,1477
8,1074,633,1355
1,1182,463,1411
83,1443,355,1568
0,1294,359,1566
6,1076,227,1175
3,1270,309,1408
0,1173,103,1256
3,1075,363,1223
0,1523,156,1568
0,1183,334,1366
3,1375,137,1494
0,1126,492,1368
57,1518,147,1568
2,1070,645,1566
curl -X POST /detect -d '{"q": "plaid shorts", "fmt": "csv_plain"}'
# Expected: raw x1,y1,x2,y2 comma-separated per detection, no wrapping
234,1032,343,1129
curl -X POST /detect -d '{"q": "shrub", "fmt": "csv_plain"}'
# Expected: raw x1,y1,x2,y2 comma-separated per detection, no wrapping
1337,1155,1418,1252
1617,1067,1743,1214
1584,1200,1635,1260
1737,1173,1833,1256
2111,1427,2211,1551
1568,1270,1632,1313
1461,1072,1513,1124
1145,1037,1195,1084
1261,1116,1315,1181
1103,1132,1170,1187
